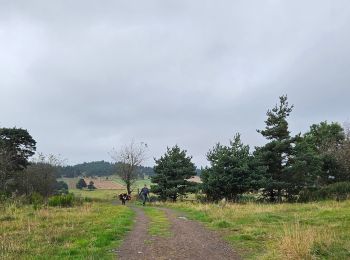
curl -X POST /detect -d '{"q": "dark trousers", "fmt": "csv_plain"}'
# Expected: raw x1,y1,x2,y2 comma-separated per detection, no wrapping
141,194,148,205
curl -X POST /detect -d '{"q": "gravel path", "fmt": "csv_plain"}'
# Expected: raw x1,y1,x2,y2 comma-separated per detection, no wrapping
117,206,240,260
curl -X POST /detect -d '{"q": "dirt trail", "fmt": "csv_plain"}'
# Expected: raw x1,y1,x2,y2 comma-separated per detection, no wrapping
117,207,240,260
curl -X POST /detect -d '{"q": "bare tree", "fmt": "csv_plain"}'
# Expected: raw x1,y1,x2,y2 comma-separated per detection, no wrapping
339,121,350,180
344,121,350,140
21,153,66,197
110,141,148,195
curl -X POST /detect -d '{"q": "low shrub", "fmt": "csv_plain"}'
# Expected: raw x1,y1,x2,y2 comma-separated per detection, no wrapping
48,193,75,207
195,193,207,203
29,192,44,210
298,182,350,202
0,192,7,203
54,181,69,195
327,182,350,201
149,195,159,202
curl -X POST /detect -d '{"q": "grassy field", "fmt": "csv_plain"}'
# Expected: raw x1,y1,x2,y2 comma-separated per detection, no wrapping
158,200,350,259
70,188,124,201
0,202,134,259
60,176,152,193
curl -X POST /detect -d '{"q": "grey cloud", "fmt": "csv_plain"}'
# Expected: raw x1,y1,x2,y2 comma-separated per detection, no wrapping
1,0,350,166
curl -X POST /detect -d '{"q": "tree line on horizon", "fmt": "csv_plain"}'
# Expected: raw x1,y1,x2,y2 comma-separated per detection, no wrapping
56,161,154,179
1,95,350,203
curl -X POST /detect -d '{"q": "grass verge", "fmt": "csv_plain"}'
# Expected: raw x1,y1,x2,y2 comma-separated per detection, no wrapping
0,202,134,259
143,207,171,237
157,200,350,259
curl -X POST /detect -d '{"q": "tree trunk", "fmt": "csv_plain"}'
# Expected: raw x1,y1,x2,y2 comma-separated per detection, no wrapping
269,189,275,202
126,182,132,195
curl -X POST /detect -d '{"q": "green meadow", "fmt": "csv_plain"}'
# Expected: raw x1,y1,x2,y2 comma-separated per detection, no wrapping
0,201,134,260
2,189,350,259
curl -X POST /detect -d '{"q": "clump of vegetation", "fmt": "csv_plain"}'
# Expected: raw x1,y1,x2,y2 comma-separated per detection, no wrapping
279,222,335,259
48,193,75,207
76,178,87,189
29,192,44,210
299,182,350,202
54,181,69,194
87,180,96,190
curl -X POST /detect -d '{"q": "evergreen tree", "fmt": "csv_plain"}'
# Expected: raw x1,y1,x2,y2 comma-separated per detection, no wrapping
0,127,36,194
201,134,252,201
87,181,96,190
151,145,196,201
257,95,296,202
54,181,68,195
303,121,346,185
76,178,87,189
284,136,323,200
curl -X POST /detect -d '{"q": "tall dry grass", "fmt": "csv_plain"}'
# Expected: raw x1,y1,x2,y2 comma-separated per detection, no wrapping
279,222,334,259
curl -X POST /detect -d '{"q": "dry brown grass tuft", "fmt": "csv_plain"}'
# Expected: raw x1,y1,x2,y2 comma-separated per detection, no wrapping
279,222,334,259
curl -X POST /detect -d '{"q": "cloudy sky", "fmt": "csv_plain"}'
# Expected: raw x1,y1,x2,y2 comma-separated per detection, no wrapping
1,1,350,167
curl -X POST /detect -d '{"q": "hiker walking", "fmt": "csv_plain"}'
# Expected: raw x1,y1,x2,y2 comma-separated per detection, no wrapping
139,184,150,206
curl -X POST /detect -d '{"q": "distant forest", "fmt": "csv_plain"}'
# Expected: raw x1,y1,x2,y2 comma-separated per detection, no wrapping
56,160,202,179
56,161,154,178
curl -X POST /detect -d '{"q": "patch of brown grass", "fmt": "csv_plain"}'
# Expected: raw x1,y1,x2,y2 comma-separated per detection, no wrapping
279,222,334,259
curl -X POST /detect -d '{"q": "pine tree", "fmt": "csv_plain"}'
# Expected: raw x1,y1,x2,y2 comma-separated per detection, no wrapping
76,178,87,189
201,134,252,201
257,95,296,202
303,121,346,185
151,145,196,201
87,181,96,190
0,127,36,194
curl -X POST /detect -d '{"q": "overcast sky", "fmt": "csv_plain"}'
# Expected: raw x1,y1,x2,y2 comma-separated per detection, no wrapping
1,1,350,167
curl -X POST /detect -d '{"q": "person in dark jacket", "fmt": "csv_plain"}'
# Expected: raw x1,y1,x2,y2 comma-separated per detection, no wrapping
139,184,150,206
